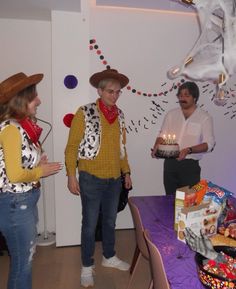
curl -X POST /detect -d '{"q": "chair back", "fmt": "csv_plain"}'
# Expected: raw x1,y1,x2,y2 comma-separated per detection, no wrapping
144,229,170,289
128,197,149,259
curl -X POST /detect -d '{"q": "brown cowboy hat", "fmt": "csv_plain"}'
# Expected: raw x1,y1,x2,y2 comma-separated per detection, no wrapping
89,68,129,88
0,72,43,105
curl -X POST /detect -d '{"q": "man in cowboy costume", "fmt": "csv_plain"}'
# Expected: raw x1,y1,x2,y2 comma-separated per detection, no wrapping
65,68,132,288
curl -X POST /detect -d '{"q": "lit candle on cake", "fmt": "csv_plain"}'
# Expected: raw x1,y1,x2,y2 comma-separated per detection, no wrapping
168,134,171,144
163,134,167,144
163,134,177,144
172,134,176,144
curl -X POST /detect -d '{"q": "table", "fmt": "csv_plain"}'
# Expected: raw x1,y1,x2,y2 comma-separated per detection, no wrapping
130,195,205,289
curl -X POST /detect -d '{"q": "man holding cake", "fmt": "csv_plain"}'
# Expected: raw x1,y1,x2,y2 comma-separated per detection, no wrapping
151,81,215,195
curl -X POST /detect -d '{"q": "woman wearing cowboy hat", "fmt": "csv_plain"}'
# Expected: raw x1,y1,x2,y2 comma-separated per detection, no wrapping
0,72,62,289
65,68,132,288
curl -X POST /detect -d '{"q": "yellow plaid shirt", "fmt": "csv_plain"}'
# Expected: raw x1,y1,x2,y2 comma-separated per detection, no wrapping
65,102,130,179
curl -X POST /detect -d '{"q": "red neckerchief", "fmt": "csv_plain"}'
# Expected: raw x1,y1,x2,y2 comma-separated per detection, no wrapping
98,99,118,124
18,117,43,146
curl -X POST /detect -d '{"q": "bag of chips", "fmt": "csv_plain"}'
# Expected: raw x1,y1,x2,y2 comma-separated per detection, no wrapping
218,197,236,240
203,181,233,206
202,182,233,232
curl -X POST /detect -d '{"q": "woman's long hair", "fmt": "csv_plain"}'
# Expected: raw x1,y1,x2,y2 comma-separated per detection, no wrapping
0,85,36,122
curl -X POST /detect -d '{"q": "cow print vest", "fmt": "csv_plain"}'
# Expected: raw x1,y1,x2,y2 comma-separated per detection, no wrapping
0,120,41,193
78,102,126,160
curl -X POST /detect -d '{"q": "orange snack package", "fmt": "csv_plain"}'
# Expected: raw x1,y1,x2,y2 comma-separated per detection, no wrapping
191,179,208,205
184,190,197,207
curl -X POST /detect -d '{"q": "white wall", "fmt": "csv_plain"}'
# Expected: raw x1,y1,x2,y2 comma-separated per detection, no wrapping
90,8,198,228
51,9,90,246
89,6,236,227
1,5,236,247
0,18,56,234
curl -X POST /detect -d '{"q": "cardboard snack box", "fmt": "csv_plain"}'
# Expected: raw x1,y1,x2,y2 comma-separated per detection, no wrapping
174,186,197,231
177,202,218,243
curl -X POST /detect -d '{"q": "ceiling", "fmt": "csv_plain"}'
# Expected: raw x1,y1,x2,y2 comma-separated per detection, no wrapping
96,0,194,13
0,0,81,21
0,0,194,21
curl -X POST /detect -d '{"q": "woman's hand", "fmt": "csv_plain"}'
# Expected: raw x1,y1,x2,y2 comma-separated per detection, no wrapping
40,162,63,177
39,153,48,165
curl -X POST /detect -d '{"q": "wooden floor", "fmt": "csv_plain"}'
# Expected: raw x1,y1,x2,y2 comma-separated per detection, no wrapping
0,229,151,289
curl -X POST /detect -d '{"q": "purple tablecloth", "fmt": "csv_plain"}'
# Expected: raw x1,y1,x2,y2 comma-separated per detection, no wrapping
130,195,205,289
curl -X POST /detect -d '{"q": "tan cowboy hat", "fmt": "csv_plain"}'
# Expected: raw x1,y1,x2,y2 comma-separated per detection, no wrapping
0,72,43,105
89,68,129,88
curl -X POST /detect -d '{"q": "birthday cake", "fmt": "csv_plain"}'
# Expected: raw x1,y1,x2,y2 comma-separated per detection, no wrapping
156,143,180,158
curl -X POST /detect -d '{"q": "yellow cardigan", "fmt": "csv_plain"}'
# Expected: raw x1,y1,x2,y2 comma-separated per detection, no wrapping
0,125,42,183
65,103,130,179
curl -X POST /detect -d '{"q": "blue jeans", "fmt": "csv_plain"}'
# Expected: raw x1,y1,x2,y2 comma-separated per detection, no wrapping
79,171,121,267
0,188,40,289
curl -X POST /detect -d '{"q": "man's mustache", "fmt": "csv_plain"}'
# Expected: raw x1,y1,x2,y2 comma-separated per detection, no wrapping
180,101,187,104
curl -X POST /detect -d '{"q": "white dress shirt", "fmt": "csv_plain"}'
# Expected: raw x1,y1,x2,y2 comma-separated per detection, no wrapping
158,107,215,160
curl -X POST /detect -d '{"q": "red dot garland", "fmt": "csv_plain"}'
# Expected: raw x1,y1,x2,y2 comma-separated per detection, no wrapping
89,38,185,97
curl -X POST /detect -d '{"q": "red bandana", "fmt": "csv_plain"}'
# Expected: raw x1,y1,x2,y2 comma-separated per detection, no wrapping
99,99,118,124
18,117,43,145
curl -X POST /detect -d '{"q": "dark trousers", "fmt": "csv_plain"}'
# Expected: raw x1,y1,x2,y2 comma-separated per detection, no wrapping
164,159,201,195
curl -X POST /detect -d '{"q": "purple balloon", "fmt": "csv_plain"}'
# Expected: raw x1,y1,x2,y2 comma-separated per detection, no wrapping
64,75,78,89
